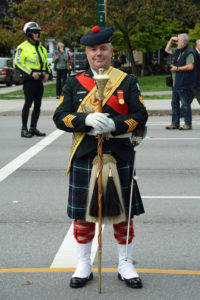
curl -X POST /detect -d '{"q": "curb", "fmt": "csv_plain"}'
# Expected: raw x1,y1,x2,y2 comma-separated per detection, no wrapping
148,109,200,116
1,109,200,117
0,110,54,116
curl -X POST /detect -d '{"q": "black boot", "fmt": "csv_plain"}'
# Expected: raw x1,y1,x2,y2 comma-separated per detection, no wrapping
21,127,32,138
70,273,93,288
29,127,46,137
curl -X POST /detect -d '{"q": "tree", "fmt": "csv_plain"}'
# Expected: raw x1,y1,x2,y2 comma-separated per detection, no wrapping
107,0,200,74
9,0,97,47
4,0,200,73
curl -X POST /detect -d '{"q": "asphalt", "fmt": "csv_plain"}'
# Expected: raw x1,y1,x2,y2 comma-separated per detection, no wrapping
0,83,200,116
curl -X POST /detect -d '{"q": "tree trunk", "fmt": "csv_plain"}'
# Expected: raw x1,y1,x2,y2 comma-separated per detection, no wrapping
141,52,146,76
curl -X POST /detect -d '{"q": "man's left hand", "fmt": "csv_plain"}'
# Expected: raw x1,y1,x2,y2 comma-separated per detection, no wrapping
87,117,116,135
170,65,177,72
42,73,49,83
93,118,116,134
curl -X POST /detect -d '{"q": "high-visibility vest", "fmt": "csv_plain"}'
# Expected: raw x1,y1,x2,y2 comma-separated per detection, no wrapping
15,40,51,75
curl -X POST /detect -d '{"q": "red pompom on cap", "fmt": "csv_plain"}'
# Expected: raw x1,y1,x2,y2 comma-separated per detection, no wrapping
92,26,100,33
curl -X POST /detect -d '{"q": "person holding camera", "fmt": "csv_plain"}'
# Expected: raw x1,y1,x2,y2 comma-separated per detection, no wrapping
189,40,200,105
53,42,70,99
15,22,51,138
165,34,195,130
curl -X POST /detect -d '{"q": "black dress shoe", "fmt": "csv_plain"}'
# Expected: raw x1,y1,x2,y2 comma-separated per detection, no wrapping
29,128,46,136
21,128,32,138
118,273,143,288
70,273,93,288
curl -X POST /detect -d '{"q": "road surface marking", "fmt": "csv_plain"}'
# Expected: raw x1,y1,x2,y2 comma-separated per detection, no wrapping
50,223,104,268
0,268,200,275
0,129,64,183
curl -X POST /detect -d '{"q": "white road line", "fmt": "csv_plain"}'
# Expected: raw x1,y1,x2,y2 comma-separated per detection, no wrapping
0,129,64,183
50,223,104,268
143,196,200,199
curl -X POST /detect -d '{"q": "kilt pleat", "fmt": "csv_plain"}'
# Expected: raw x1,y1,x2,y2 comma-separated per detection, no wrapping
67,156,144,220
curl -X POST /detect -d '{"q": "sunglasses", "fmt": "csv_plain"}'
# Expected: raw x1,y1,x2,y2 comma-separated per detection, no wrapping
32,30,40,34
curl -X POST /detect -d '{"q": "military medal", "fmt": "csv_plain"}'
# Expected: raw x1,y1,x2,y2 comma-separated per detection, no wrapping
117,90,125,105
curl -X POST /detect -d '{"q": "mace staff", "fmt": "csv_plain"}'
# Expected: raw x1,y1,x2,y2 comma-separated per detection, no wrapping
93,68,109,294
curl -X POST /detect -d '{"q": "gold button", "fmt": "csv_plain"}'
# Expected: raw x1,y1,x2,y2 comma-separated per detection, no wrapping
119,98,125,105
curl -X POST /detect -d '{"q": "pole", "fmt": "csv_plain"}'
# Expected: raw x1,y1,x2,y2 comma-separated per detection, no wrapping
93,69,109,293
105,0,107,25
125,151,136,261
97,99,103,293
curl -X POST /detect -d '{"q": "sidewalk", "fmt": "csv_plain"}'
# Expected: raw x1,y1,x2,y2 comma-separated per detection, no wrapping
0,82,199,115
0,97,199,116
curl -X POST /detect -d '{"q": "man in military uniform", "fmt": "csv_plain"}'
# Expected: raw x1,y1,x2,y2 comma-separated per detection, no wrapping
15,22,51,138
53,26,148,289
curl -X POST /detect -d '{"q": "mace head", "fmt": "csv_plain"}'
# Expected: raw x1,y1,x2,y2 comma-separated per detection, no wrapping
93,69,110,100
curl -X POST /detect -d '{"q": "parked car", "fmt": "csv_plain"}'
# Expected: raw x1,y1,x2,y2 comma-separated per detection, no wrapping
12,64,23,85
0,57,14,86
47,53,55,79
71,52,88,72
0,57,23,86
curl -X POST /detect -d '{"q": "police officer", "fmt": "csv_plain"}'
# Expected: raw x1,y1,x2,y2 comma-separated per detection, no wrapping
15,22,51,138
53,26,148,289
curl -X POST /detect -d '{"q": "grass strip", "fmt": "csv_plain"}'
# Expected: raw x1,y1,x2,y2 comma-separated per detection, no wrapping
0,83,56,100
143,94,171,100
138,74,171,92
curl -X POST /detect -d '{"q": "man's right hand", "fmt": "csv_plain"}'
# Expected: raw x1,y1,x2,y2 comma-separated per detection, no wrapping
171,36,178,42
85,112,111,131
32,72,39,80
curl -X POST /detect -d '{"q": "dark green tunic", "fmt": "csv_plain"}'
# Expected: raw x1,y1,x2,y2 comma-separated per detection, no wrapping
53,68,148,162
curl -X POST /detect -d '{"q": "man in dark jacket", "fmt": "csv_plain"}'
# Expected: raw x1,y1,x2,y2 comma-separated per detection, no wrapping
53,26,148,289
189,40,200,105
53,42,69,99
165,33,195,130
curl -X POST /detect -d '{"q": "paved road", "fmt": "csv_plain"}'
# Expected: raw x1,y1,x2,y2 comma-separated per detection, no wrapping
0,115,200,300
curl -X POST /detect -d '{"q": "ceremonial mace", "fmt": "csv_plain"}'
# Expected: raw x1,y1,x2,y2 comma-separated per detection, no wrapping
93,69,109,293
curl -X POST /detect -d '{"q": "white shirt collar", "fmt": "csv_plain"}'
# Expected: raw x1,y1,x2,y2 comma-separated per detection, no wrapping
91,68,108,76
91,68,98,76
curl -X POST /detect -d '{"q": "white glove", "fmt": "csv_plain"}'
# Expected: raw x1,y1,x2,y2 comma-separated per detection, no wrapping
87,128,98,136
93,118,116,134
85,112,111,131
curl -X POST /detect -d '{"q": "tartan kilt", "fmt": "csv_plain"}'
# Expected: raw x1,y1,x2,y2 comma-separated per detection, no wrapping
67,156,145,220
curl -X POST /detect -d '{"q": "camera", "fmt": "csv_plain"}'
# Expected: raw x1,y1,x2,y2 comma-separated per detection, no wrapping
38,72,45,80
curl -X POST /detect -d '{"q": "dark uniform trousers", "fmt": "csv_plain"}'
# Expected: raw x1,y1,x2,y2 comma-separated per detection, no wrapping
22,78,44,128
56,69,68,97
